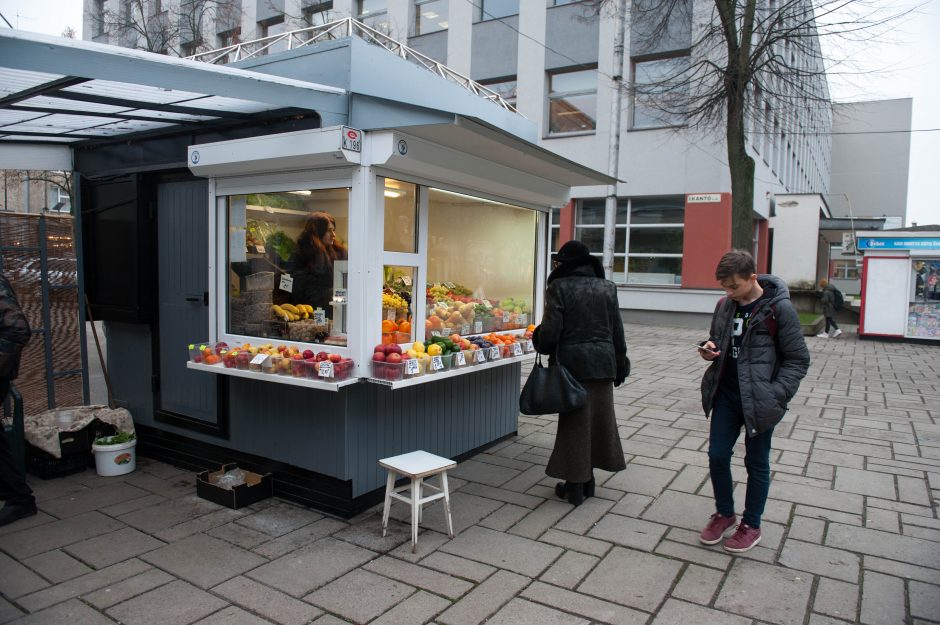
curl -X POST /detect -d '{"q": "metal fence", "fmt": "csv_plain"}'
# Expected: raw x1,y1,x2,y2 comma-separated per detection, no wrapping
0,213,86,415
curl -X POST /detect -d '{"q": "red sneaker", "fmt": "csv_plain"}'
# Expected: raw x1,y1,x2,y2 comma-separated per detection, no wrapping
723,523,762,552
699,513,737,545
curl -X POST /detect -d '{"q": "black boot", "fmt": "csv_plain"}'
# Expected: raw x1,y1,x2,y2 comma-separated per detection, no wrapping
584,476,596,499
0,502,37,527
555,481,584,506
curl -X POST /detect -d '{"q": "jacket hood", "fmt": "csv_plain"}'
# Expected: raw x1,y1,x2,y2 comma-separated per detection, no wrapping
758,274,791,305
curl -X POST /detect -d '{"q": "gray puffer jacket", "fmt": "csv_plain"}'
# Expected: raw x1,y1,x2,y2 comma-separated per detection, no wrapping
533,262,629,383
701,275,810,437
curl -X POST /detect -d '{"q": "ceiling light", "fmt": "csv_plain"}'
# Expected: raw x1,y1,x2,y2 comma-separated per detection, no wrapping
288,190,312,196
384,189,402,198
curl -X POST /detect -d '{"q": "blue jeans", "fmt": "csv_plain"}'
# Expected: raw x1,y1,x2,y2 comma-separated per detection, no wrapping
708,390,774,527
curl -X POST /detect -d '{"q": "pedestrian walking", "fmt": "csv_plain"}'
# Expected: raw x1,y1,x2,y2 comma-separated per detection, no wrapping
696,251,809,552
0,272,36,526
533,240,629,506
816,279,842,338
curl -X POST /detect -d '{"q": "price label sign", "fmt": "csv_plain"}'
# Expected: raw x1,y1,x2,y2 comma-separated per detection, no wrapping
430,330,441,337
405,358,421,375
400,275,412,286
474,349,486,363
255,245,266,254
525,341,535,353
474,321,483,334
333,288,347,303
483,300,493,309
454,352,466,366
460,324,470,335
318,361,334,378
385,308,397,321
511,343,523,356
250,354,268,365
313,308,326,325
279,274,294,293
488,346,501,360
502,313,511,323
444,281,456,289
519,314,528,326
431,355,445,371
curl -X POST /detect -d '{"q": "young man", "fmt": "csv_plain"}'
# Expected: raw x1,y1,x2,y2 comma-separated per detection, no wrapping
816,279,842,338
0,272,35,526
697,251,809,552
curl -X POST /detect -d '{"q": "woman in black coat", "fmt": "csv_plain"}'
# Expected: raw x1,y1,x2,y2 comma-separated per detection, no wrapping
289,212,347,318
532,240,629,506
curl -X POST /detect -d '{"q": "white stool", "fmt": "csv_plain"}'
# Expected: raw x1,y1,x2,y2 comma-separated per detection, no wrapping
379,450,456,552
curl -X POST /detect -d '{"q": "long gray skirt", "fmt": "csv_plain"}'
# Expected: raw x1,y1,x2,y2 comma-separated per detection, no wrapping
546,379,626,483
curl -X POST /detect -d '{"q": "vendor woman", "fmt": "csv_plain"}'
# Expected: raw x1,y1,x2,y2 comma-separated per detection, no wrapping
289,212,347,318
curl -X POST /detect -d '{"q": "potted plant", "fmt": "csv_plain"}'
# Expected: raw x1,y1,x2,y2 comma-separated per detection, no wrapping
91,431,137,476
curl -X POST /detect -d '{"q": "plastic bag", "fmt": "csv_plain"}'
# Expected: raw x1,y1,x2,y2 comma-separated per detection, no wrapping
211,468,246,490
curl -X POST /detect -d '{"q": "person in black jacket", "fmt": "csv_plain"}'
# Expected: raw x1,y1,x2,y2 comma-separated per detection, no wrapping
697,250,809,552
0,272,36,526
533,240,629,506
289,212,347,319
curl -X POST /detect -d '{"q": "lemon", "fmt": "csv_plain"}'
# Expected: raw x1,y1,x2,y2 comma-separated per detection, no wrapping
427,343,443,356
412,342,426,353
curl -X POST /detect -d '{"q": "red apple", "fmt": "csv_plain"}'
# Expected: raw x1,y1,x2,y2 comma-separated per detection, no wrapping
316,351,329,362
302,349,314,360
386,344,402,355
328,353,342,363
386,352,402,364
374,344,385,353
372,352,386,361
291,353,303,360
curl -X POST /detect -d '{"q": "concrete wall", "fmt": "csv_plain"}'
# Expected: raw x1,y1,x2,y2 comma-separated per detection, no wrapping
769,194,827,288
829,99,912,221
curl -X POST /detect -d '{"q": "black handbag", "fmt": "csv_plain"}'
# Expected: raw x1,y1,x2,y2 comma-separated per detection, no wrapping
519,354,587,415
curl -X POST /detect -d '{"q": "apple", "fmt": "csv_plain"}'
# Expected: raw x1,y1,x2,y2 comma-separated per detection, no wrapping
386,352,402,364
302,349,314,360
214,341,228,355
291,353,303,360
316,351,329,362
386,344,402,355
372,352,386,361
374,344,385,353
328,353,342,363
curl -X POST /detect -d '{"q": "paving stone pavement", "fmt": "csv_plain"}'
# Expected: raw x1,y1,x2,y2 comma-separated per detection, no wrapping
0,324,938,625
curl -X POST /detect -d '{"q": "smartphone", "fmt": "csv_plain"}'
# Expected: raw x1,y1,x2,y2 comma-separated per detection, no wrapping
694,344,718,354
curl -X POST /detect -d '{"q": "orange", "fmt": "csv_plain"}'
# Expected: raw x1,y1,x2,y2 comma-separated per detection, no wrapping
382,319,398,333
398,320,412,333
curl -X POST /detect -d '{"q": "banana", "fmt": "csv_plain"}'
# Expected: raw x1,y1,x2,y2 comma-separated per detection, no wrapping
281,303,300,315
271,305,290,321
300,304,314,314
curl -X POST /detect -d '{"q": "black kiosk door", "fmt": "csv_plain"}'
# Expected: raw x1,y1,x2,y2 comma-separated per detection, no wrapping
155,179,225,436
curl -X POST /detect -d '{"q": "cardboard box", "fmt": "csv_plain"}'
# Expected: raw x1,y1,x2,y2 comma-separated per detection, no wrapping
196,463,273,510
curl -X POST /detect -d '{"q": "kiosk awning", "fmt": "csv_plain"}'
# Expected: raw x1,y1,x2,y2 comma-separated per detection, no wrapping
0,30,347,169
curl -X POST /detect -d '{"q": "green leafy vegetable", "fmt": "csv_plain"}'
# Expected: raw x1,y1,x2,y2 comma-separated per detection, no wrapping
94,432,136,445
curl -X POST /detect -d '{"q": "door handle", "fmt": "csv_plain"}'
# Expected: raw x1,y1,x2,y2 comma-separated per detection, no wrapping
185,296,200,302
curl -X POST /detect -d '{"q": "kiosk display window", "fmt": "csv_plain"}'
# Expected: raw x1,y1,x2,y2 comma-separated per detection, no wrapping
908,258,940,338
225,188,350,346
426,188,536,336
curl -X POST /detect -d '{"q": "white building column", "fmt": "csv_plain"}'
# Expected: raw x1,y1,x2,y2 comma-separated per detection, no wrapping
515,3,547,135
446,0,473,76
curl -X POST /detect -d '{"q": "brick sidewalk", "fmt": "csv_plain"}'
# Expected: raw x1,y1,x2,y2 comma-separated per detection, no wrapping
0,324,937,624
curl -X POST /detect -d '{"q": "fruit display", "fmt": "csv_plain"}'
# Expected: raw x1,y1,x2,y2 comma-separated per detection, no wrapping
271,303,312,321
192,341,353,381
424,282,530,334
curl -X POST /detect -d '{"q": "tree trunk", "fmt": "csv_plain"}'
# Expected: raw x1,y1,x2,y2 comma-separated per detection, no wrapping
726,94,755,252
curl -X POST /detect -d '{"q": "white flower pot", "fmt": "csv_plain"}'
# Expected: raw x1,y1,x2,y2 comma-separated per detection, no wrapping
91,439,136,476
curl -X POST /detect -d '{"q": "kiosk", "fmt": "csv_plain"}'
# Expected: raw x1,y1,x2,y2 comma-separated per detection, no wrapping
856,231,940,341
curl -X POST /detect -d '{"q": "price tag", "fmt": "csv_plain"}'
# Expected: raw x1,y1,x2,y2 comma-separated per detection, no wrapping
488,346,501,360
444,281,456,289
400,275,412,286
385,308,397,321
454,352,466,366
250,354,268,365
405,358,421,375
474,350,486,363
279,274,294,293
502,313,511,323
525,341,535,353
519,314,528,326
255,245,266,254
511,343,523,356
431,355,445,371
313,308,326,324
333,288,347,303
483,300,493,309
318,361,334,378
473,321,483,334
460,324,470,335
430,330,441,337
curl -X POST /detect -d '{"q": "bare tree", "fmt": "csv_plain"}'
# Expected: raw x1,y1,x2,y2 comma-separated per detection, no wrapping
590,0,915,250
87,0,242,56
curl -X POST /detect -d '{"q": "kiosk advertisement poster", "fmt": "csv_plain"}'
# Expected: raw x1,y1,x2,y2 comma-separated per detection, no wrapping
909,259,940,339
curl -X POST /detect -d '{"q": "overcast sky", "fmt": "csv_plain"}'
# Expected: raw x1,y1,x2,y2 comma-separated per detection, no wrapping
0,0,936,227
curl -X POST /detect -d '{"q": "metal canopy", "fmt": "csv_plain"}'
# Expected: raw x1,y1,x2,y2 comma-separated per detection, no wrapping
0,30,347,151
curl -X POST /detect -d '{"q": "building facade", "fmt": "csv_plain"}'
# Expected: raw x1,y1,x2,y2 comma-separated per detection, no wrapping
84,0,839,316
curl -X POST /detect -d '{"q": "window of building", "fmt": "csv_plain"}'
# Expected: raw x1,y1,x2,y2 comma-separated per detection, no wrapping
575,196,683,284
358,0,390,33
547,67,597,135
218,27,241,49
632,55,689,129
479,76,517,108
225,188,350,346
413,0,448,35
550,207,561,255
832,259,859,280
257,15,285,52
92,0,106,37
303,1,334,27
476,0,519,21
49,185,71,213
